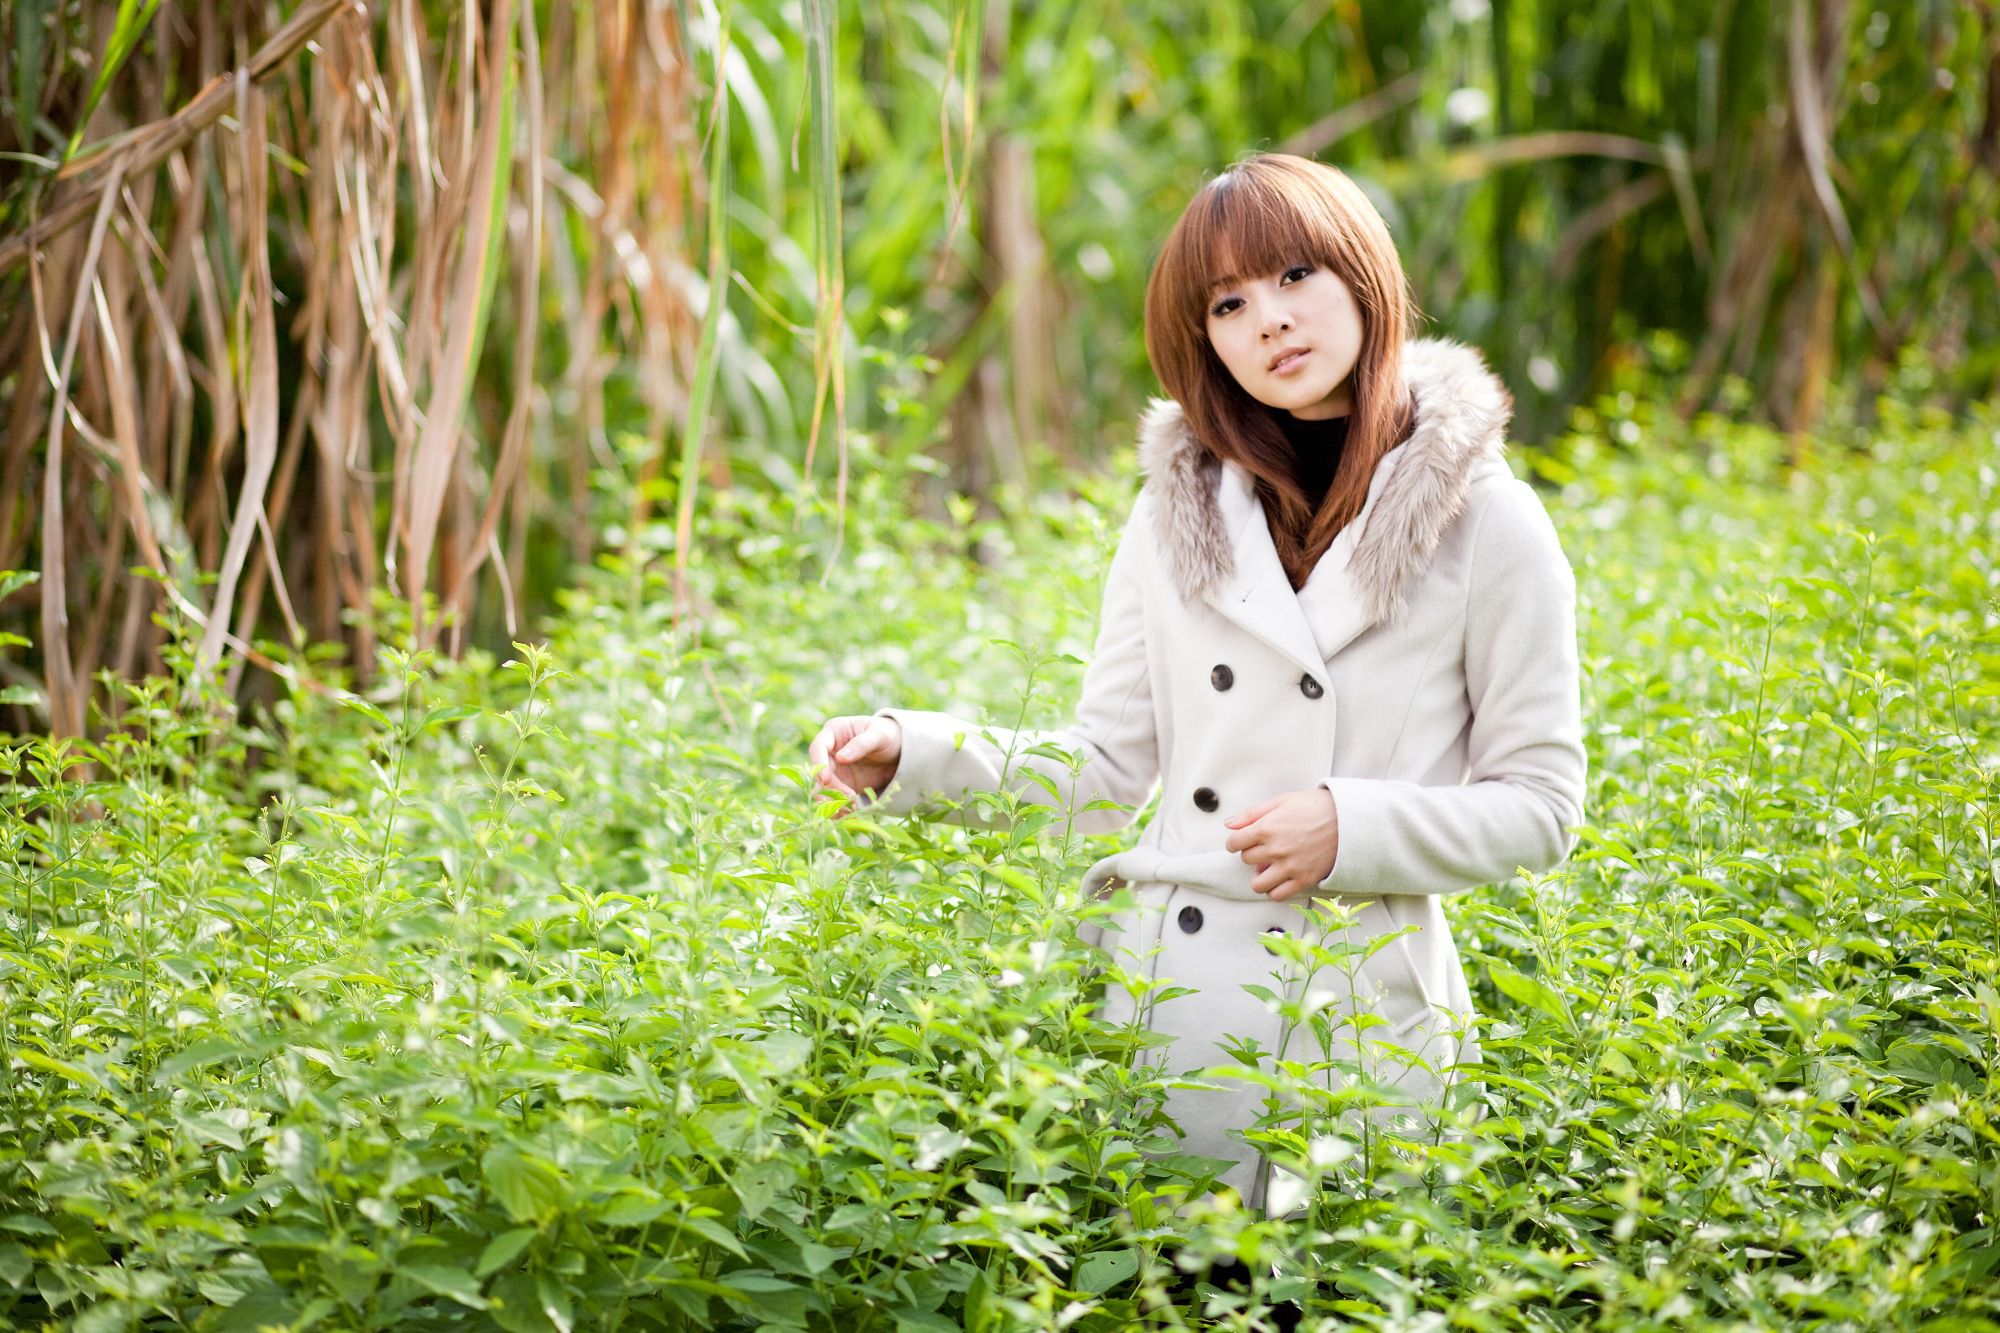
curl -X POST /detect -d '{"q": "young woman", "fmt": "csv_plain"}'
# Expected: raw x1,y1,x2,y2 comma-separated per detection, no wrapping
808,152,1587,1218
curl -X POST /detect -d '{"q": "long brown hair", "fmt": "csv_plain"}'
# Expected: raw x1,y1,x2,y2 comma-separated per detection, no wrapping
1143,153,1417,591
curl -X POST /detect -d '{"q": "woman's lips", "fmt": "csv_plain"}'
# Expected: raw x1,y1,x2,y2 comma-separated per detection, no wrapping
1270,349,1310,375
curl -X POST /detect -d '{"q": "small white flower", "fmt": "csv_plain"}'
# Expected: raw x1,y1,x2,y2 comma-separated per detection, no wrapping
1309,1134,1356,1168
1265,1165,1310,1216
1445,87,1492,128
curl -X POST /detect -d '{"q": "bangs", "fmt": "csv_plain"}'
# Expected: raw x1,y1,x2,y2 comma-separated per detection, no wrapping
1181,172,1341,317
1143,151,1411,434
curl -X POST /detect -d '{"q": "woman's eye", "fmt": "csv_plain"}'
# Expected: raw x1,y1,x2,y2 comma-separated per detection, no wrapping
1209,267,1310,316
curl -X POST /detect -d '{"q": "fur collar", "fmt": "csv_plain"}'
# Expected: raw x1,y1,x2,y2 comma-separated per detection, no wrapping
1134,335,1513,626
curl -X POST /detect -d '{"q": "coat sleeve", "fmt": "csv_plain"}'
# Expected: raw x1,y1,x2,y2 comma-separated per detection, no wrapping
1314,477,1587,897
860,494,1162,835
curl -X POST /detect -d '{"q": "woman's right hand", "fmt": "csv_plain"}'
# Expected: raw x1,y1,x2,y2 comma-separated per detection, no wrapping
807,714,903,817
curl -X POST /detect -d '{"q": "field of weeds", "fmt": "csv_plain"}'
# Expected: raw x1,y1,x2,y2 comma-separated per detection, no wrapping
3,393,1997,1330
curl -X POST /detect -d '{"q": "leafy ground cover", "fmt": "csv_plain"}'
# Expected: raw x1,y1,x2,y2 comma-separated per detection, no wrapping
2,388,1997,1331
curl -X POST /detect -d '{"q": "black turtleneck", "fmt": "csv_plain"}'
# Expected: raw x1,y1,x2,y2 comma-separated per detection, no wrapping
1276,410,1351,510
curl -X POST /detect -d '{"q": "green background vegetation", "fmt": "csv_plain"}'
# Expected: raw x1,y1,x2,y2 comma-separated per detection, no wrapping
0,1,1994,719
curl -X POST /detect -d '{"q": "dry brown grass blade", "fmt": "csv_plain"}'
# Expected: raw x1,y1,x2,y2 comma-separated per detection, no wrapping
1676,141,1801,420
1786,0,1887,337
565,1,631,567
120,184,196,506
0,324,49,574
1278,69,1425,157
927,0,979,293
444,0,544,635
91,256,167,576
0,0,353,279
186,164,238,572
222,375,314,701
1435,131,1670,183
394,0,437,229
331,28,393,682
404,0,515,649
276,11,378,666
996,134,1054,476
349,156,418,453
33,153,129,741
195,78,281,675
1552,172,1672,281
157,152,207,516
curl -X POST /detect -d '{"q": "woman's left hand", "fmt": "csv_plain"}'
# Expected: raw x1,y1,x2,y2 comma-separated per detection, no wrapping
1223,788,1340,902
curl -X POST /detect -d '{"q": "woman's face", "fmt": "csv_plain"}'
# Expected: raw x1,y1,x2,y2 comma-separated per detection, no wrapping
1203,262,1363,420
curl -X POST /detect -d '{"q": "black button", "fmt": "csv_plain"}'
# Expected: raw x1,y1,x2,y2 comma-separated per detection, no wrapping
1299,673,1324,699
1262,924,1287,952
1193,786,1219,812
1210,664,1234,691
1178,905,1204,933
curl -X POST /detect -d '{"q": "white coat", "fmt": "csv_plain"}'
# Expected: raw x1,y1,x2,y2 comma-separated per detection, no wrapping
866,337,1586,1214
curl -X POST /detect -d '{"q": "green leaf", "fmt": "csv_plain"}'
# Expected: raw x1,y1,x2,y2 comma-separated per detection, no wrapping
536,1274,574,1333
67,0,165,163
340,694,394,729
154,1037,253,1084
489,1273,555,1333
0,1242,32,1289
422,704,483,733
17,1047,116,1094
1072,1248,1137,1294
477,1227,538,1277
1487,960,1571,1030
401,1263,489,1309
483,1145,567,1224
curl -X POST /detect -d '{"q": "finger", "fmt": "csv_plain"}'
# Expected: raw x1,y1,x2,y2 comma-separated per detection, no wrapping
836,727,880,763
1260,865,1300,898
1225,798,1278,828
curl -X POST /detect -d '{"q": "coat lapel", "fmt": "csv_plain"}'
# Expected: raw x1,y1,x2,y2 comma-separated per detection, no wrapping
1293,441,1409,659
1208,459,1325,680
1208,442,1411,675
1135,336,1514,662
